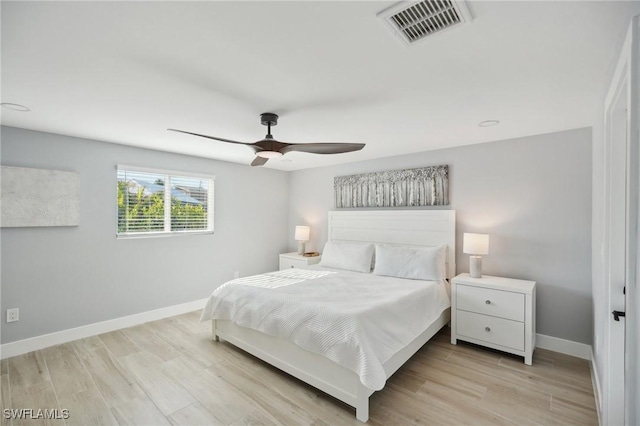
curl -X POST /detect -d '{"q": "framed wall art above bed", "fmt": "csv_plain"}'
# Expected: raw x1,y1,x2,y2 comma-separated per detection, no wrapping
334,165,449,208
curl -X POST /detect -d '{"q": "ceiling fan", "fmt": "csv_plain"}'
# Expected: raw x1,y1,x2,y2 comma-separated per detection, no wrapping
168,113,365,166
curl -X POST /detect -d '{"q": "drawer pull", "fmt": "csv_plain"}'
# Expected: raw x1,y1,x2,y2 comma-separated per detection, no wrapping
485,327,491,332
485,300,491,305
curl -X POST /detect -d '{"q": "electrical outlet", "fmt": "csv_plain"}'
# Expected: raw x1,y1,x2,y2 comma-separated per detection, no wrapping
6,308,19,323
234,271,239,279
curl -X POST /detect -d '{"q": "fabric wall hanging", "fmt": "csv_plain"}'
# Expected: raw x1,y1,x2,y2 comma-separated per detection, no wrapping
1,165,80,227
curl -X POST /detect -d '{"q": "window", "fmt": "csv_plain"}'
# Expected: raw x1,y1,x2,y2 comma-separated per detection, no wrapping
117,166,214,237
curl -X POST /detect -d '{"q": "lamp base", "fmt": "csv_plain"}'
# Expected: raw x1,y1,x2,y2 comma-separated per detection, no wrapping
470,256,483,278
297,241,305,255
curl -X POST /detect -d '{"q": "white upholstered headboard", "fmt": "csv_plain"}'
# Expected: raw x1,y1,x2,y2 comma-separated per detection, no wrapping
327,210,456,279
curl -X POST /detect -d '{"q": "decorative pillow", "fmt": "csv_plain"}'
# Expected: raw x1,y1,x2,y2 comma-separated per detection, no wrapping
319,241,375,273
373,244,447,281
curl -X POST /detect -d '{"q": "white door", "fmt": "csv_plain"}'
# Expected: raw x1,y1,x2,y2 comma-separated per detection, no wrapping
603,15,639,426
625,15,639,425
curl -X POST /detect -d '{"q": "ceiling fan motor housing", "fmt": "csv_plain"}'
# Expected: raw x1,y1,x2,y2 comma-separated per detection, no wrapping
260,113,278,127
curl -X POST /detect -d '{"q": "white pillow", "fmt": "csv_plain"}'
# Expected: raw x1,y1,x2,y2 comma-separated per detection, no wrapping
319,241,375,273
373,244,447,281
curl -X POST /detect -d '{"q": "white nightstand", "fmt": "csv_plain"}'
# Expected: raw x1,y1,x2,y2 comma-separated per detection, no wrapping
451,273,536,365
279,252,322,270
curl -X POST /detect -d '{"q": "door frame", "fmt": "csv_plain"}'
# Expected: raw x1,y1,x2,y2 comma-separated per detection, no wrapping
602,15,639,426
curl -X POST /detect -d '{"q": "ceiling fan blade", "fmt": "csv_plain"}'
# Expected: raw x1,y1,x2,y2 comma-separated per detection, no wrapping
251,156,269,167
281,142,365,155
168,129,254,146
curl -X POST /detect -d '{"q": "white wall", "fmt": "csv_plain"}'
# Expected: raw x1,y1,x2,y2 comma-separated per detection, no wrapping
289,128,593,344
0,126,290,344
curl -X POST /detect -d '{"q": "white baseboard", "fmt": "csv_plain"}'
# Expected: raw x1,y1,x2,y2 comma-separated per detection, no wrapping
0,298,208,359
0,307,595,362
590,348,602,425
535,333,592,360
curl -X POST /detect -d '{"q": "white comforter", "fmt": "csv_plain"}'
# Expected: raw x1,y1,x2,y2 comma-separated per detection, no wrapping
200,266,450,390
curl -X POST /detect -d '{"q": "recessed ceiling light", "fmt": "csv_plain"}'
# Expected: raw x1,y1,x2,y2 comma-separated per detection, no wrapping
1,103,31,112
478,120,499,127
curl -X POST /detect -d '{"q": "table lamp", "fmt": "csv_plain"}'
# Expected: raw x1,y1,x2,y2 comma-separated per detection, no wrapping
295,226,310,255
463,233,489,278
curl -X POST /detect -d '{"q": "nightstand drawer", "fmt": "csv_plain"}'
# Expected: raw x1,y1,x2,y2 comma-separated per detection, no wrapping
456,284,524,322
279,253,322,270
456,310,525,351
279,258,306,269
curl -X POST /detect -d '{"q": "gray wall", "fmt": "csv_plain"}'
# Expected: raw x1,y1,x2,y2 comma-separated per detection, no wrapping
289,128,593,344
0,126,290,344
0,125,594,346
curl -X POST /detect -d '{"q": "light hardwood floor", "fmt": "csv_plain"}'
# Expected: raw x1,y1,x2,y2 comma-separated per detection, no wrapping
0,311,597,425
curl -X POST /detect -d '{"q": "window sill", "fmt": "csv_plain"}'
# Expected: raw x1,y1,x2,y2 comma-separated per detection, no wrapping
116,230,214,239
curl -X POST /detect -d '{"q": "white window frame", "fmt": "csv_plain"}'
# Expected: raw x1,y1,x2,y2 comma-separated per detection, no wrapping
116,165,215,239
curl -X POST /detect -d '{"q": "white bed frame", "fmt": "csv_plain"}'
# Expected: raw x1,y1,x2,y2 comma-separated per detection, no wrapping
211,210,456,422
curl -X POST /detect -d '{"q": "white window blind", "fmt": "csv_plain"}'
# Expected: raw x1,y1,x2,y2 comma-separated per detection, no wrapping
117,166,214,237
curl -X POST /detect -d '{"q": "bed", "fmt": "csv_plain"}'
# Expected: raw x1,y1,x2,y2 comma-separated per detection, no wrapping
201,210,456,422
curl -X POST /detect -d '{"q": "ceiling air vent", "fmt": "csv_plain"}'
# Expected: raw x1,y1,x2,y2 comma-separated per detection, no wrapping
377,0,473,46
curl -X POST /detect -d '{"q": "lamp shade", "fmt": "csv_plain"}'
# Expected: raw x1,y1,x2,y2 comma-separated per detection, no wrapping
463,233,489,255
295,226,310,242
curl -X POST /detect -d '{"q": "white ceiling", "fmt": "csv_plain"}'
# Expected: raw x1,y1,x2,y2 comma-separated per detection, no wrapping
0,1,634,171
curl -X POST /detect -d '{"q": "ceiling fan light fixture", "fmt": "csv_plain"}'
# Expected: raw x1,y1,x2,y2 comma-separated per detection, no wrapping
256,151,283,159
